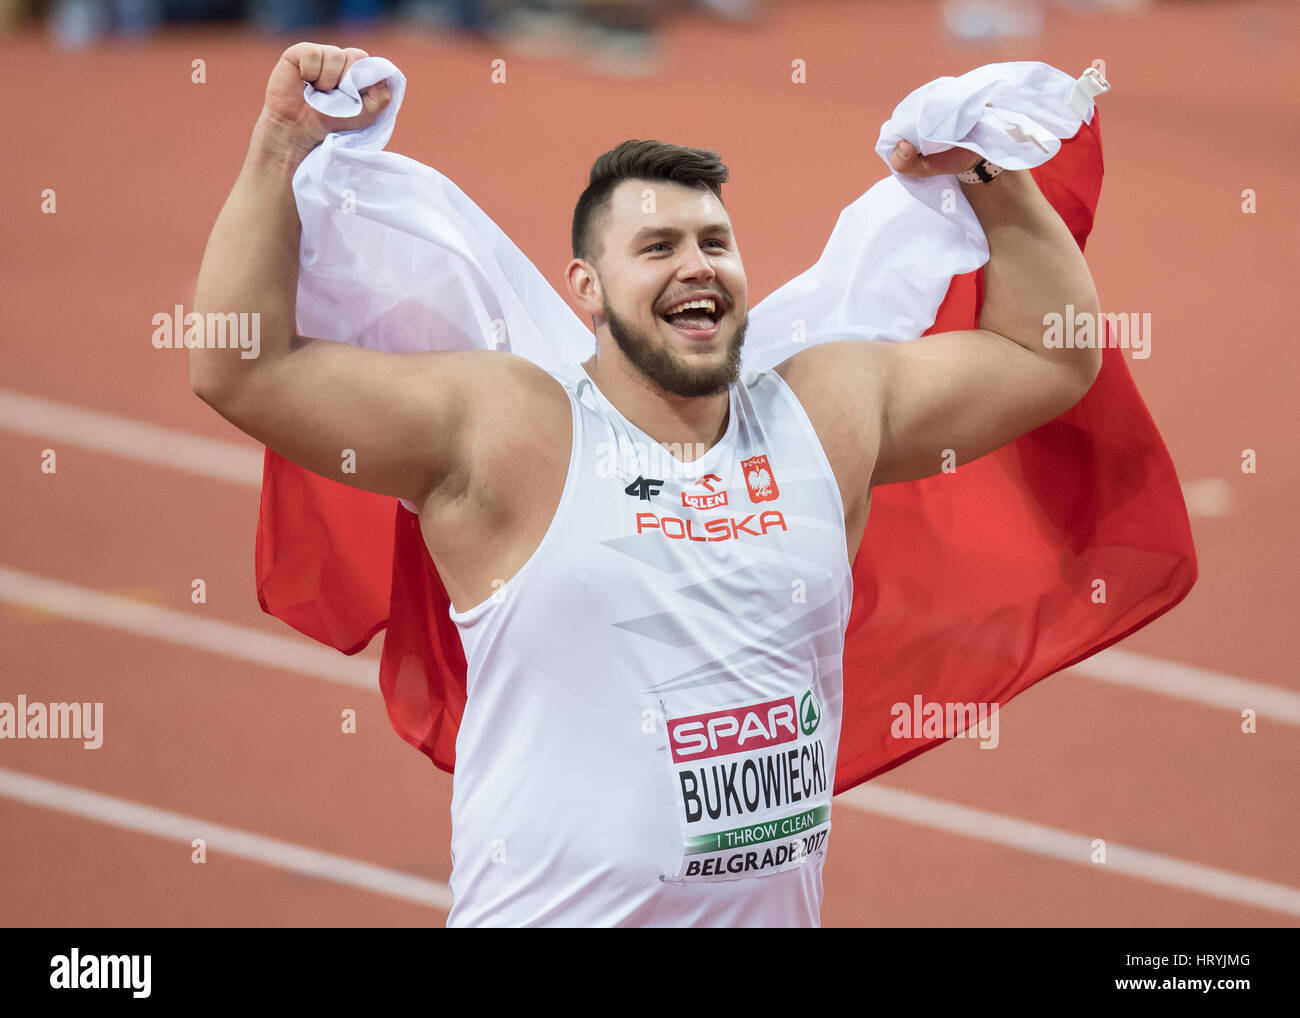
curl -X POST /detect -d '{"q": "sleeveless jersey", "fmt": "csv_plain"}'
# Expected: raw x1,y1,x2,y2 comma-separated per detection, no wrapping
444,360,853,927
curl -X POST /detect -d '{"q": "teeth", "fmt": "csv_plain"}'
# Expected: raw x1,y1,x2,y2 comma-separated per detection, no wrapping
664,298,717,316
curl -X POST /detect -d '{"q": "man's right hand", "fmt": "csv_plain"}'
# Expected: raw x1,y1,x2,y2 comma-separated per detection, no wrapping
194,40,569,519
254,42,393,167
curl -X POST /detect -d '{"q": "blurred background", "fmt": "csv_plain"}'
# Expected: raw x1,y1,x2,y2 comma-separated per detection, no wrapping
1,0,1297,928
0,0,1236,75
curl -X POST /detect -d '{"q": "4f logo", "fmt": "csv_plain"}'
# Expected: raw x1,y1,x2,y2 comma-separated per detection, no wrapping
625,475,663,501
742,454,779,503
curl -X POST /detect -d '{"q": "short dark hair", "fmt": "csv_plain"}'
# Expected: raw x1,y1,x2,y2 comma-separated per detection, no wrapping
571,139,729,265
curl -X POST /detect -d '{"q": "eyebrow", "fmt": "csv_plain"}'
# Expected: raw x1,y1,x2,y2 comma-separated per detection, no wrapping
628,223,734,248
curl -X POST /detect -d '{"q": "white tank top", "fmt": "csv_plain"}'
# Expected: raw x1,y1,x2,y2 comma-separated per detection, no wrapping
444,360,853,927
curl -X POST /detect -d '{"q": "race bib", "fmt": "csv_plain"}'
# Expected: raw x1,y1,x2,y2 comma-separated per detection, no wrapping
662,689,832,883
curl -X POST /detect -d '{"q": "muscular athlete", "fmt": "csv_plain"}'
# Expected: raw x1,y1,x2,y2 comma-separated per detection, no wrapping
191,43,1102,926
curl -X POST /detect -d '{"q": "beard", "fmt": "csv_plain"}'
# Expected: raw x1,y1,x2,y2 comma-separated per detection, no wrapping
603,298,747,398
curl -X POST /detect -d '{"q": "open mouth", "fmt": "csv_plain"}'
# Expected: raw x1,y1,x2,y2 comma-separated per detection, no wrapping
659,299,724,341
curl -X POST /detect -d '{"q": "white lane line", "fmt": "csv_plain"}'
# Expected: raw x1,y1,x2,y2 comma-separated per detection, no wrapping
0,567,376,690
1069,647,1300,725
0,387,262,487
837,783,1300,918
0,767,452,912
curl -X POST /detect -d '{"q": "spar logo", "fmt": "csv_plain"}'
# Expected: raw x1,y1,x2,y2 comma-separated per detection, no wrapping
682,472,728,511
668,695,798,763
742,454,779,503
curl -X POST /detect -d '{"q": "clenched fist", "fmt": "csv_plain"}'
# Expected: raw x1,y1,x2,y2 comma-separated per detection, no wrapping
889,140,982,177
253,42,392,166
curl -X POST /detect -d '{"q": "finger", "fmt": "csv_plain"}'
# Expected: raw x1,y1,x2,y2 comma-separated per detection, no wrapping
341,48,369,81
359,80,392,114
890,141,980,178
892,143,932,176
337,82,392,131
285,42,324,84
318,46,348,92
929,147,981,176
890,140,920,174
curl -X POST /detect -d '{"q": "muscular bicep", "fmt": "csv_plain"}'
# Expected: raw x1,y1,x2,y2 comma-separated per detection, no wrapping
871,328,1092,486
199,337,505,507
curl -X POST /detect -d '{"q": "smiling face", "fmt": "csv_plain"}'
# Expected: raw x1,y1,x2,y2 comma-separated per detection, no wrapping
572,177,749,398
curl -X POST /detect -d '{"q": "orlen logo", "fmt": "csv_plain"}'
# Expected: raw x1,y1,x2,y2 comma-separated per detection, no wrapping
668,696,798,763
682,472,728,511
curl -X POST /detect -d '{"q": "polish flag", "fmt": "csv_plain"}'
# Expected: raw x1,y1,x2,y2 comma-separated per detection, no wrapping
255,72,1196,793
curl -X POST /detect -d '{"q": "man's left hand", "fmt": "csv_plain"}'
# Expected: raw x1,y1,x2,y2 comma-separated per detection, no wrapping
889,141,982,177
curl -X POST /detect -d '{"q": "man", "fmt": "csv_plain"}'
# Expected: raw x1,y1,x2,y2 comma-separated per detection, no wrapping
192,43,1102,926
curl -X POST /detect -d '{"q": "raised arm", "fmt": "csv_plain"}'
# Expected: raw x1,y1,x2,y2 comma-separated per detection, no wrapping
190,42,506,507
778,141,1104,491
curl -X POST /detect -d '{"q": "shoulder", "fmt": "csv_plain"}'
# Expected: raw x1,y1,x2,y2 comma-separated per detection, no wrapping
464,350,573,449
448,348,572,399
430,350,574,508
768,341,885,500
419,352,576,590
770,340,886,433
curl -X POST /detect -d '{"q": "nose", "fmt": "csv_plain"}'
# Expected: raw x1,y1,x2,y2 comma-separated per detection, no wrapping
676,242,716,281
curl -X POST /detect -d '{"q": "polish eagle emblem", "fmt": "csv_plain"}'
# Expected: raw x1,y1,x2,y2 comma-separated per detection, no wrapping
740,454,779,503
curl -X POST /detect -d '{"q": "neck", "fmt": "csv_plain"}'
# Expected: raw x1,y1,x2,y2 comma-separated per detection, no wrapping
581,352,731,465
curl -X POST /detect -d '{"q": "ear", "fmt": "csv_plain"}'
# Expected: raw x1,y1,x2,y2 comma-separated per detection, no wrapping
565,257,603,316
